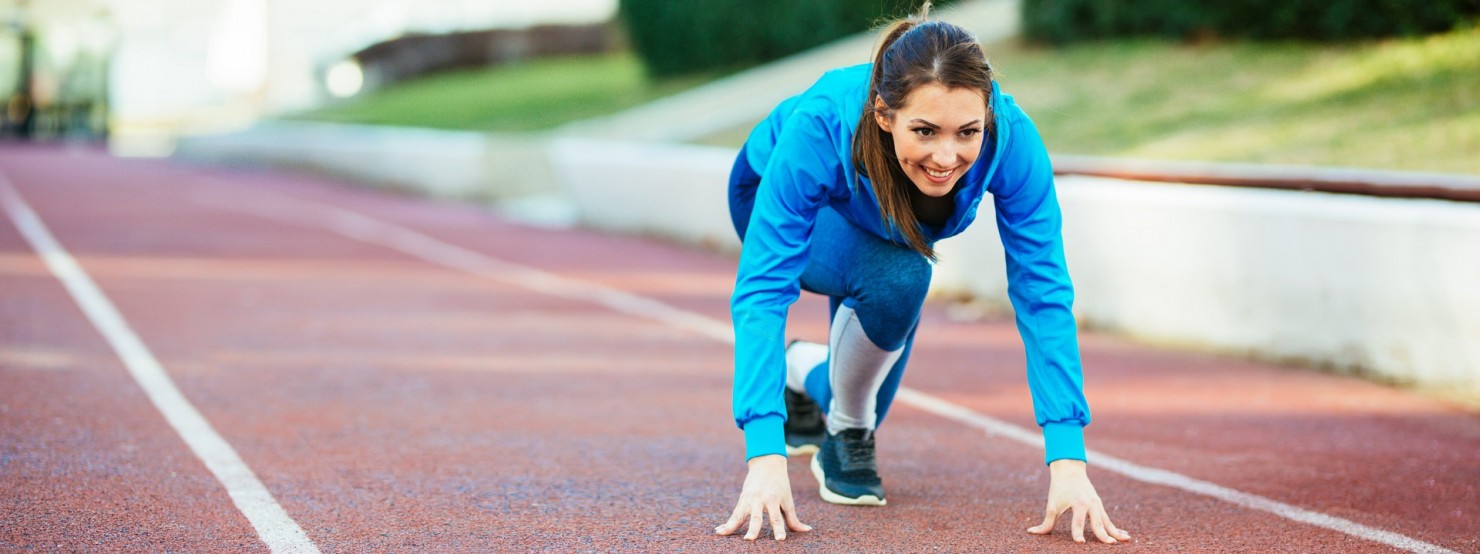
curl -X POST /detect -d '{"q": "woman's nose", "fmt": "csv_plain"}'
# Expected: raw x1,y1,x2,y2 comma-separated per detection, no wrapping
932,146,956,166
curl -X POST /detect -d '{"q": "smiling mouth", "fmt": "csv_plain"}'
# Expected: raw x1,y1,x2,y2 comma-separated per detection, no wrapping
922,166,955,182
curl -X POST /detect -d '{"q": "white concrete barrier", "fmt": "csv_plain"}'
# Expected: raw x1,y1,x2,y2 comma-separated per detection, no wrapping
549,138,743,251
174,121,557,201
176,128,1480,394
942,177,1480,391
551,138,1480,395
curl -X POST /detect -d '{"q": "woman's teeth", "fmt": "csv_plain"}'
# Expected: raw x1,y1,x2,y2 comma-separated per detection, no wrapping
926,168,951,178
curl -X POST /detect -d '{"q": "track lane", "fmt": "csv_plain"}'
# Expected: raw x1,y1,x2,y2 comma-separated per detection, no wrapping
191,158,1476,552
0,156,268,552
898,323,1478,552
2,146,1476,552
185,159,1468,551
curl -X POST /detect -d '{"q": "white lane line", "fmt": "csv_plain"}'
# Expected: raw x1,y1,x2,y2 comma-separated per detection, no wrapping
895,389,1458,554
189,186,734,343
0,175,321,554
191,183,1458,554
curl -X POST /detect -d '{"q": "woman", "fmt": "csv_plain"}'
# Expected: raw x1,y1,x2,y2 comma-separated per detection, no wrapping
713,3,1132,545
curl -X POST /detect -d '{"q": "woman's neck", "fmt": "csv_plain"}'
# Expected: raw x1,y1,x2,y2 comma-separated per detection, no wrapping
908,182,957,228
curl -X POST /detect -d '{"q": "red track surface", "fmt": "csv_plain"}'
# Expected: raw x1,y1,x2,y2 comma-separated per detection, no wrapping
2,145,1476,553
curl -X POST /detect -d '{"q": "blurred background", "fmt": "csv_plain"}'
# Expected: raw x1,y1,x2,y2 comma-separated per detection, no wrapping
4,5,1478,552
0,0,618,152
1,0,1475,171
2,0,1477,399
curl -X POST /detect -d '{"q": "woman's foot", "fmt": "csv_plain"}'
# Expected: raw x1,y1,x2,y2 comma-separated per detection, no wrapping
784,388,826,455
783,340,828,455
810,428,886,506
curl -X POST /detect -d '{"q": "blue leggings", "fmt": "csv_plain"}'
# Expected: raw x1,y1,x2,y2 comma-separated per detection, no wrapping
729,147,932,429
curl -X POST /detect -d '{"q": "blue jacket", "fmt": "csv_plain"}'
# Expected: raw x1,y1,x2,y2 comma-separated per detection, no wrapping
730,63,1091,465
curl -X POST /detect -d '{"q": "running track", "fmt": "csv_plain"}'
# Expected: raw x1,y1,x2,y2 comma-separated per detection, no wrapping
1,145,1476,553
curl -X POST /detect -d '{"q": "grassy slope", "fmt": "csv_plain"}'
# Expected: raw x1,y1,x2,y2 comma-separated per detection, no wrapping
292,52,714,132
990,23,1480,174
698,23,1480,174
298,25,1479,174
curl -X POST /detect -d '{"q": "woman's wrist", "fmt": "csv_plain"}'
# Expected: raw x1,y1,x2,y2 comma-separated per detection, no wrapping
1048,458,1087,476
748,453,787,470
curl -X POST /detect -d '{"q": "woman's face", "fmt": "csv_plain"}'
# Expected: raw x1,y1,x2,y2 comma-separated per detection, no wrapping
874,83,987,198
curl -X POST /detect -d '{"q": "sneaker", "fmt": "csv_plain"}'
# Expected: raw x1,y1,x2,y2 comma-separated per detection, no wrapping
809,428,887,506
783,340,827,456
784,388,825,455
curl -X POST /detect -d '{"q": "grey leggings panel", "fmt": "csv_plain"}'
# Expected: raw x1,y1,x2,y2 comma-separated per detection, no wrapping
798,206,931,431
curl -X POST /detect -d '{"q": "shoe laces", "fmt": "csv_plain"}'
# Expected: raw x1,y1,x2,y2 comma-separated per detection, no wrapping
837,429,876,471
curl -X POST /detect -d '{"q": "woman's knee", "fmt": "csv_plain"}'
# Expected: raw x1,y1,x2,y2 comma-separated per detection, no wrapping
866,246,932,305
851,251,931,348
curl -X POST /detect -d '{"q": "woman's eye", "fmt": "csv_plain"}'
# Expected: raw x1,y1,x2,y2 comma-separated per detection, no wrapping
912,128,935,137
959,129,980,138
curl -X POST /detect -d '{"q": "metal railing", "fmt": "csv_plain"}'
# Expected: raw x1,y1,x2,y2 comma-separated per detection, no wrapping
1054,155,1480,203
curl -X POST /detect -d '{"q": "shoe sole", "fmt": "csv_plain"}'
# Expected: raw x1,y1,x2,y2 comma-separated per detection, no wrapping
809,453,887,506
785,443,819,456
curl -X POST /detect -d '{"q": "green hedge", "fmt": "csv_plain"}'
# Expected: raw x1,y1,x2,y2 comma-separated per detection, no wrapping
1023,0,1480,45
619,0,948,77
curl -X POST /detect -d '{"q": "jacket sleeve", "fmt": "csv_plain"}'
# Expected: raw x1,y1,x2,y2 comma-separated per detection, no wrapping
731,110,838,460
990,115,1092,465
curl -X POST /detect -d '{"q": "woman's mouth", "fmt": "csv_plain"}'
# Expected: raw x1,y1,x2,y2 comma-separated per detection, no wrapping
922,166,955,184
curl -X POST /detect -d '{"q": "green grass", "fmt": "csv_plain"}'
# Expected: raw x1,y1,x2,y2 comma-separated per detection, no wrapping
703,23,1480,174
292,52,714,132
993,22,1480,174
298,26,1480,174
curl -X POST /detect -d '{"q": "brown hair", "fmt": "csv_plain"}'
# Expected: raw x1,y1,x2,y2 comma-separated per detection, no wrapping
852,2,994,261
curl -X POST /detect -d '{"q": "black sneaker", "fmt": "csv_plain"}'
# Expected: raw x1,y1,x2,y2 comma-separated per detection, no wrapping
784,388,826,455
809,428,886,506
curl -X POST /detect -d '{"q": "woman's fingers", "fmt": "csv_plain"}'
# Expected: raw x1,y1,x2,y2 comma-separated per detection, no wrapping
714,502,746,536
1070,503,1087,543
720,457,809,541
782,496,813,533
767,503,787,541
1089,504,1116,544
718,498,801,541
720,497,807,541
1026,505,1062,535
1104,512,1131,540
743,504,764,541
1032,463,1132,544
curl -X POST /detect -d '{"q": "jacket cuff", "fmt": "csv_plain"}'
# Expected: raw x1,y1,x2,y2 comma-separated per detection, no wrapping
1043,422,1086,465
743,414,786,460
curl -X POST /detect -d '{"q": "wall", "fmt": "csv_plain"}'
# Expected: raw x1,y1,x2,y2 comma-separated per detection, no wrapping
176,121,555,202
550,138,1480,395
175,125,1480,396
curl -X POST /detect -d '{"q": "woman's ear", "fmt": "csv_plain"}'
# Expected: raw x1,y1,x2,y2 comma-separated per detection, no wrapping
873,96,893,133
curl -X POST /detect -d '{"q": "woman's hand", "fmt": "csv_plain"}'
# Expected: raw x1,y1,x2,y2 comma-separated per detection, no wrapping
714,454,813,541
1027,459,1132,544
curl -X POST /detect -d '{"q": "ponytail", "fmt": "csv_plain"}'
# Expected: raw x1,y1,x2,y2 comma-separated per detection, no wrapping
851,1,992,262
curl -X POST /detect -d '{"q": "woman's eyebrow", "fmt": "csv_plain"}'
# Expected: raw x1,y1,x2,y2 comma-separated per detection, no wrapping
909,119,983,130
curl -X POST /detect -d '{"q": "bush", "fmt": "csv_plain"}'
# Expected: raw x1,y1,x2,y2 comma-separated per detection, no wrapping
619,0,948,77
1023,0,1480,45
